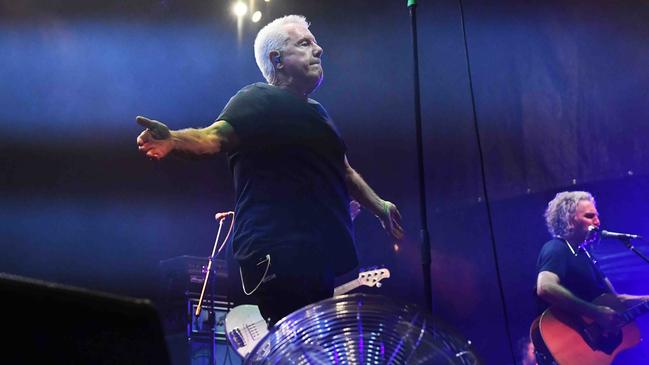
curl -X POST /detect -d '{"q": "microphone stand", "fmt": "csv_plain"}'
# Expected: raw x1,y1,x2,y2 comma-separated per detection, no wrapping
407,0,433,315
616,237,649,265
195,215,227,365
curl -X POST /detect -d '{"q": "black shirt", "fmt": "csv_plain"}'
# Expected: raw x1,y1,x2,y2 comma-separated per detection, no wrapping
535,237,611,313
218,83,358,275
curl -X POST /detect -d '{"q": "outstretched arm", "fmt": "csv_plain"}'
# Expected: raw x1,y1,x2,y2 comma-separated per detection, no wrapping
344,156,403,240
136,116,239,159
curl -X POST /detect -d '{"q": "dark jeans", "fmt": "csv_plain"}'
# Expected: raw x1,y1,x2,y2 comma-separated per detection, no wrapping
240,246,334,327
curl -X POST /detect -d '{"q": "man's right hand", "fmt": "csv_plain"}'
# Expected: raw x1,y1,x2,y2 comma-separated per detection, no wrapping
136,116,174,159
593,305,624,331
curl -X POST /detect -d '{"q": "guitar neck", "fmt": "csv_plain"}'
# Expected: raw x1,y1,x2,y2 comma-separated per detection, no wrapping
333,279,360,297
622,300,649,324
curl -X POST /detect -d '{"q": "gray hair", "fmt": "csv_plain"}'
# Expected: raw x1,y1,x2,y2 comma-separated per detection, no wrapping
254,15,309,83
544,191,595,238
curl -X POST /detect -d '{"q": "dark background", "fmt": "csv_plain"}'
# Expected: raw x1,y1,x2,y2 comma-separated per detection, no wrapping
1,0,648,364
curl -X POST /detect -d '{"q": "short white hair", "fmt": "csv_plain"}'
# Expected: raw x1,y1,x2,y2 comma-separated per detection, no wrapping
254,15,309,83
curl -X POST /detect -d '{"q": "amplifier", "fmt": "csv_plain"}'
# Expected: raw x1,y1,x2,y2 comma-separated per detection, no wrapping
165,295,242,365
188,296,232,341
159,255,229,297
162,293,234,342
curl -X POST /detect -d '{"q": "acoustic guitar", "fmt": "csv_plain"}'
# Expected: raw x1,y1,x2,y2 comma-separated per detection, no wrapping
530,293,648,365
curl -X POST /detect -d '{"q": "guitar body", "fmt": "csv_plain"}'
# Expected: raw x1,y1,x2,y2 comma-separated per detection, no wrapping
224,304,269,358
533,294,641,365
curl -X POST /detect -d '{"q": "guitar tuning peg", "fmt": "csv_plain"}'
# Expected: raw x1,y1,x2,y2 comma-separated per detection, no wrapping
376,283,382,288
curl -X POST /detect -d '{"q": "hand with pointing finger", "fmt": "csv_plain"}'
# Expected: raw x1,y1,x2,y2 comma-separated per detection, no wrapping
136,116,174,160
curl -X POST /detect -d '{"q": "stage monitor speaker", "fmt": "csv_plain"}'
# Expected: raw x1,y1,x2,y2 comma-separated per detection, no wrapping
0,273,171,365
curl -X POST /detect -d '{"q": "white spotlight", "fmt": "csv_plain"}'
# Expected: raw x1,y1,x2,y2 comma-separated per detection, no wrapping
251,11,262,23
232,2,248,17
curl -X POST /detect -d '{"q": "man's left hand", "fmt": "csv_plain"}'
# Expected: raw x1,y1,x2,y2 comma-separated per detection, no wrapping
618,294,649,305
377,200,404,240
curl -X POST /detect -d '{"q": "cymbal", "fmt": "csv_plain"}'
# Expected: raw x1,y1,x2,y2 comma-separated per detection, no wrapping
245,293,481,365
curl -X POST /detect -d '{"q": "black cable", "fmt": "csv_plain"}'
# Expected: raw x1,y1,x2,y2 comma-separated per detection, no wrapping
408,0,434,315
456,0,516,363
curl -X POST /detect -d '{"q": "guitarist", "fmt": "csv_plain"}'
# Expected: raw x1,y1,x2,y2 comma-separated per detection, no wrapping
533,191,649,364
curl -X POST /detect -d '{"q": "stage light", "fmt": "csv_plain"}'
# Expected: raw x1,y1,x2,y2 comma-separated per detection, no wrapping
232,2,248,17
251,11,262,23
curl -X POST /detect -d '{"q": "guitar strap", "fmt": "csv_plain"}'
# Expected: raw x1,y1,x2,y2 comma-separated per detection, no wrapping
578,244,616,294
565,238,614,293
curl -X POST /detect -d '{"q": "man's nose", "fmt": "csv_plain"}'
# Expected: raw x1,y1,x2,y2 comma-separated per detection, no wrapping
314,45,323,57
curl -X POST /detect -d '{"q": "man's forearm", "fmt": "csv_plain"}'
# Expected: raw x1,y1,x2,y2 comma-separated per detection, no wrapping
170,128,220,155
345,168,385,216
538,282,601,317
170,121,236,156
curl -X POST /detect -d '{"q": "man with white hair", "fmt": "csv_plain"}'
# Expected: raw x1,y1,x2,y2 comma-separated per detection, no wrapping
532,191,649,364
136,15,403,326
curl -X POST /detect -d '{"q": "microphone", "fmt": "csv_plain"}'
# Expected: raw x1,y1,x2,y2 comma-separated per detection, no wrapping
214,211,234,220
588,225,641,240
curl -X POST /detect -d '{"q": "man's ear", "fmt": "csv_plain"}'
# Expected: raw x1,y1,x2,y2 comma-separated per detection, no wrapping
269,51,282,68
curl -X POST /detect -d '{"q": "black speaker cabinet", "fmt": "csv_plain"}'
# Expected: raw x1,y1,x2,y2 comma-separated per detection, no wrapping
166,334,242,365
0,273,171,365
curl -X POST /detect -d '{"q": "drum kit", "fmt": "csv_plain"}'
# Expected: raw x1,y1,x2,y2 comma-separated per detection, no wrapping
226,293,481,365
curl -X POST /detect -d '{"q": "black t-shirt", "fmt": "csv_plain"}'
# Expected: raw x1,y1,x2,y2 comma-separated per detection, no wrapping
218,83,358,275
535,238,611,313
